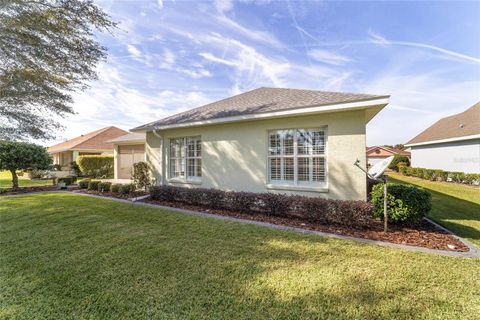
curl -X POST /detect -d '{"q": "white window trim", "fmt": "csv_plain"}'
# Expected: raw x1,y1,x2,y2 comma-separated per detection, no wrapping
168,136,202,184
266,127,328,191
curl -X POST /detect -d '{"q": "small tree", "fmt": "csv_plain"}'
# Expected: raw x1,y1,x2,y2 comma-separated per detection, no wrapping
388,155,410,172
133,162,151,191
0,141,52,189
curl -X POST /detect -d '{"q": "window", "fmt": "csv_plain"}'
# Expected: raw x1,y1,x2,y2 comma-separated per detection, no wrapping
268,128,326,187
169,136,201,182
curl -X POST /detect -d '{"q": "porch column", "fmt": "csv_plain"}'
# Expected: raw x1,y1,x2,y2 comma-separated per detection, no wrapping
113,145,119,180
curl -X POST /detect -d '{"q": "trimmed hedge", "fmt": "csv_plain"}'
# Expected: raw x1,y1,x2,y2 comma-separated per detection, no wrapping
371,183,431,225
98,182,112,192
150,186,375,228
400,166,480,185
78,179,91,189
57,175,77,186
111,183,122,193
87,180,101,191
76,155,113,178
119,183,136,195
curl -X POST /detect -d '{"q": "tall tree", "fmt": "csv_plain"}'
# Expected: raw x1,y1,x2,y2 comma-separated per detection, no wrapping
0,0,116,141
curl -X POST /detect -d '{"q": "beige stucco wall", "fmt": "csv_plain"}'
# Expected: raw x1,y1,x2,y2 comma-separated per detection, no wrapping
145,109,368,200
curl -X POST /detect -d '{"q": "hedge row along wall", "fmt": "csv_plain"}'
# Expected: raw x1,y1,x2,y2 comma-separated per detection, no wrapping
399,166,480,185
150,185,375,228
76,155,113,178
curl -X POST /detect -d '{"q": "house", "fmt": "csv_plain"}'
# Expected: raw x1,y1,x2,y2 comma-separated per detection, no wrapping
131,87,390,200
405,102,480,173
366,146,410,166
106,133,146,180
48,126,128,170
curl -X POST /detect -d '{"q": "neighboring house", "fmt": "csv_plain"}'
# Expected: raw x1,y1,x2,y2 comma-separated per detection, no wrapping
106,133,146,180
366,146,410,166
48,126,128,170
131,87,389,200
405,102,480,173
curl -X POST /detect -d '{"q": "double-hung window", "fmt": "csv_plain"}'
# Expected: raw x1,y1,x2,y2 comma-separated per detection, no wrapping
169,136,202,182
268,128,326,188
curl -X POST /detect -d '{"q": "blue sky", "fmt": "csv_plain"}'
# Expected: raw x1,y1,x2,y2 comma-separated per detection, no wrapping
52,0,480,146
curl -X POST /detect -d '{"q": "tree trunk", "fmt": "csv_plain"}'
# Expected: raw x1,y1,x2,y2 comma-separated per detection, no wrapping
10,169,19,190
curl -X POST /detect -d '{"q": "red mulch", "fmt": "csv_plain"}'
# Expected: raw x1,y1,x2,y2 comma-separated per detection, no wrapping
145,199,469,252
0,185,59,195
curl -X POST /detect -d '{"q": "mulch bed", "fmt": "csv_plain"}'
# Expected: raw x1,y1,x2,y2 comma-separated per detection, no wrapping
0,185,59,196
145,199,469,252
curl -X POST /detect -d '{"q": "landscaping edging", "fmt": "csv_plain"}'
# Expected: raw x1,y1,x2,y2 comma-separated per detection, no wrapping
65,191,480,259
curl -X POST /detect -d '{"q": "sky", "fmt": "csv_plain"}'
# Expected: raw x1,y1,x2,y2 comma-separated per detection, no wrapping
49,0,480,146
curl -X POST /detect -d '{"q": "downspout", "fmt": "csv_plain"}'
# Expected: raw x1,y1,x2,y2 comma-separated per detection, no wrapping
152,129,165,185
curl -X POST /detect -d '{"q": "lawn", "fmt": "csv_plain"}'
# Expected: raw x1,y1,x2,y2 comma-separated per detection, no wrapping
387,172,480,247
1,193,479,319
0,171,53,189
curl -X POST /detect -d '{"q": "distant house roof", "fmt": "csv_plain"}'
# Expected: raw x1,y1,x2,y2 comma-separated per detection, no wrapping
406,102,480,146
133,87,389,131
48,126,128,153
106,132,146,144
366,146,410,158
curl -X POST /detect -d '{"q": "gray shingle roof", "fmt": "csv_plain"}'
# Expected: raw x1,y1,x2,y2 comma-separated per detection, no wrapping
407,102,480,145
133,87,388,131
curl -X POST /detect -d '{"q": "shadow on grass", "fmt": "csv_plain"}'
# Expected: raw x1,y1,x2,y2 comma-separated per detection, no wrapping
0,193,471,319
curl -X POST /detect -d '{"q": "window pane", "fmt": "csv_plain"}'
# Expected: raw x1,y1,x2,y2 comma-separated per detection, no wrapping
269,132,281,155
187,138,195,157
196,139,201,157
313,157,326,182
171,157,185,178
170,138,184,158
297,130,312,155
187,158,195,177
196,159,202,177
297,157,310,181
283,158,294,181
312,130,325,155
282,130,294,155
269,158,281,180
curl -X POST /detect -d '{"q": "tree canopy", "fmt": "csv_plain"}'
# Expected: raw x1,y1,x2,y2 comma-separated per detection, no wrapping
0,0,116,141
0,140,52,189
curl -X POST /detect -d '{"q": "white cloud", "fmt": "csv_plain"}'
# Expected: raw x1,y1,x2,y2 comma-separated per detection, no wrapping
214,0,233,13
127,44,142,59
159,48,176,69
308,49,352,65
157,0,163,9
368,29,390,46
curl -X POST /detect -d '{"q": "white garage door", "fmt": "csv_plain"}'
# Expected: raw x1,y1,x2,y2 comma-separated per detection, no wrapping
118,145,145,179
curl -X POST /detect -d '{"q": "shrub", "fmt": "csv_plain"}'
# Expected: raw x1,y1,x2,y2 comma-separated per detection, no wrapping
70,161,82,176
87,180,101,191
98,182,112,192
78,179,91,189
371,183,431,225
399,166,409,175
149,186,375,228
57,175,77,186
119,183,136,195
111,183,122,193
433,169,447,182
423,169,435,181
388,155,410,172
133,162,151,191
76,155,113,178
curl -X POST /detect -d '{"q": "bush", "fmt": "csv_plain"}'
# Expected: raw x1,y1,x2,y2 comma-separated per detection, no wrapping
70,161,82,176
433,169,447,182
76,155,113,178
119,183,136,195
388,155,410,172
98,182,112,192
150,186,375,228
133,162,151,191
371,183,431,225
111,183,122,193
78,179,91,189
87,180,101,191
57,175,77,186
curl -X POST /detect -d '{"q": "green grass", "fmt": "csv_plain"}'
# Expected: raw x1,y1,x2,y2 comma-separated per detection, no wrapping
1,193,479,319
0,171,53,189
387,172,480,247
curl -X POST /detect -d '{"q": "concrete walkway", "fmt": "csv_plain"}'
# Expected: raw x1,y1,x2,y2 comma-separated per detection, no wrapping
63,191,480,259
